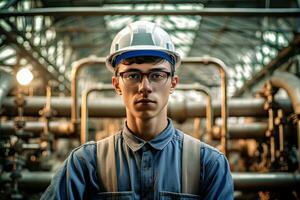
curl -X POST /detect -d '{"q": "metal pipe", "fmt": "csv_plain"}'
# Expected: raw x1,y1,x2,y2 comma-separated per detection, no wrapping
268,72,300,114
266,71,300,171
0,121,73,136
72,56,226,149
2,96,293,118
232,172,300,190
182,56,229,155
0,70,13,110
81,84,114,144
71,56,106,134
1,171,299,190
0,143,41,150
176,83,213,142
0,7,299,17
80,85,216,143
0,171,54,190
212,123,268,139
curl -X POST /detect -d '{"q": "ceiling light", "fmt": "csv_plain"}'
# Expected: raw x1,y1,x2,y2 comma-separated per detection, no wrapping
16,68,33,85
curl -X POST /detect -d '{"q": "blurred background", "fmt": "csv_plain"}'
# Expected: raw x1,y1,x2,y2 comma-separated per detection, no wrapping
0,0,300,199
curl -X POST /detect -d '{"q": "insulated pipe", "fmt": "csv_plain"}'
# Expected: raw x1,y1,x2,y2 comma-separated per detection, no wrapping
212,123,268,139
71,56,106,134
176,83,213,142
0,121,73,136
2,96,293,118
232,172,300,190
182,56,229,155
0,171,54,190
1,172,300,191
266,72,300,171
0,70,13,110
81,84,115,144
1,143,41,150
0,121,268,139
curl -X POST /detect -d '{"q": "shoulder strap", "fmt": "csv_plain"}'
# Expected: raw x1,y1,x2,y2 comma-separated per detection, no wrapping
97,132,200,193
182,133,201,194
97,134,117,192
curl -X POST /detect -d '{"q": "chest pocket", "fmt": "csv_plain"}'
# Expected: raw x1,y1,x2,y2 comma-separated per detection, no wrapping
160,191,200,200
94,191,133,200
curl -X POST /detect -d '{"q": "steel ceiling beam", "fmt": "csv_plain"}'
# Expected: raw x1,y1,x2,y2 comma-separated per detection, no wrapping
5,20,71,87
0,26,55,80
48,26,296,34
64,41,271,50
0,8,299,17
0,21,71,92
233,34,300,97
40,0,296,7
0,0,21,10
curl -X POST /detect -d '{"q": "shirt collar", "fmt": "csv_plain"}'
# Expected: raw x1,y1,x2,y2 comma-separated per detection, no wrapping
122,119,175,152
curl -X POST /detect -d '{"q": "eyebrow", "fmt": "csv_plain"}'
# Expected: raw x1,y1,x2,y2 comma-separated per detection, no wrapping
119,67,170,74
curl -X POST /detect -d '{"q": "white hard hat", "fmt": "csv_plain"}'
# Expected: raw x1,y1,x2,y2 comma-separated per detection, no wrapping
106,21,181,72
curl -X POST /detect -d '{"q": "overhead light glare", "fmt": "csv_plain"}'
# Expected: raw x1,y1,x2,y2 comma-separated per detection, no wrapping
16,68,33,85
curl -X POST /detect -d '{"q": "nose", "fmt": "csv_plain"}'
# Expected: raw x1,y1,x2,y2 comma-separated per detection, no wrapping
138,74,152,94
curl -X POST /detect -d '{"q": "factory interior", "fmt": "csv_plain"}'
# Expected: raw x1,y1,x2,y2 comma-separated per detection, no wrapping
0,0,300,199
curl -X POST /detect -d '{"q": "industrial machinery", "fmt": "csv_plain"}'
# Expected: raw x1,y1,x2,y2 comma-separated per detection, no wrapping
1,56,300,199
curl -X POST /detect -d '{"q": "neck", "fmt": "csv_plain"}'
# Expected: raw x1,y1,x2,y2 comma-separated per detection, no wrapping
126,115,168,141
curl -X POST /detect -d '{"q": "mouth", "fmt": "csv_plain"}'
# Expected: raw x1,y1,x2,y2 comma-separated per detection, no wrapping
135,98,155,104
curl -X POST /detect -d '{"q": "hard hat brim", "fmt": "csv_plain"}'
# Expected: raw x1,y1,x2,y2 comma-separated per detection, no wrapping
106,46,181,73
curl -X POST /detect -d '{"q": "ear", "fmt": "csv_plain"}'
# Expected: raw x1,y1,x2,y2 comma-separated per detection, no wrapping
170,75,179,94
112,76,122,95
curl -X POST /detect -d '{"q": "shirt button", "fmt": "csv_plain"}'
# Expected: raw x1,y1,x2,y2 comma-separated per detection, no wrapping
142,143,151,152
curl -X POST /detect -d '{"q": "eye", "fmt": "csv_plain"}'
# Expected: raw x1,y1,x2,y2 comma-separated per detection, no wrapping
150,72,167,81
123,72,141,80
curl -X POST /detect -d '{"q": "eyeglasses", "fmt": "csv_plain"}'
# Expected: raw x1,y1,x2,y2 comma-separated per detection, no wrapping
118,70,171,87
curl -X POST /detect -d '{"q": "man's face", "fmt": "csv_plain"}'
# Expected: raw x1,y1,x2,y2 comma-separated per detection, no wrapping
112,60,178,120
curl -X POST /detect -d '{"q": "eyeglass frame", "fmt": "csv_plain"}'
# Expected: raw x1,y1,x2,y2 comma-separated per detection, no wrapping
117,69,172,87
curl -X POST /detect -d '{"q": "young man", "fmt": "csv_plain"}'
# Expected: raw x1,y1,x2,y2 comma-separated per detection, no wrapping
42,21,233,199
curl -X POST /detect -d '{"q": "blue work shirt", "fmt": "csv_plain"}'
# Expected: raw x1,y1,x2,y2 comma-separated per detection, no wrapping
42,120,233,199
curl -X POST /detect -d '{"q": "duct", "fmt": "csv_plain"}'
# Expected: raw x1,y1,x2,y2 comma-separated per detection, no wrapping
1,172,299,191
1,96,293,118
176,83,213,142
212,123,268,139
81,85,114,144
182,56,229,155
0,121,73,136
266,72,300,170
0,70,13,110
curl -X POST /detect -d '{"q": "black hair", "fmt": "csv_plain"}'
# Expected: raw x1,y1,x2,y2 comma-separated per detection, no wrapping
114,56,175,76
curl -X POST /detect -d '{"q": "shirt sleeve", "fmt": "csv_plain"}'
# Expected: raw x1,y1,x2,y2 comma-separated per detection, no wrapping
200,146,234,200
40,142,99,200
